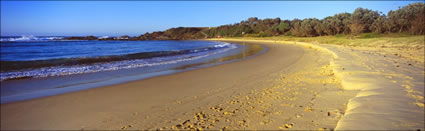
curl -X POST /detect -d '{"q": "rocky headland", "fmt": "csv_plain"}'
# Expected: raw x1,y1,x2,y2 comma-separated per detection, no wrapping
63,27,208,41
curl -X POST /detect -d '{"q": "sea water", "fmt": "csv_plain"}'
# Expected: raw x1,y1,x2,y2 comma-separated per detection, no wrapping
1,36,261,103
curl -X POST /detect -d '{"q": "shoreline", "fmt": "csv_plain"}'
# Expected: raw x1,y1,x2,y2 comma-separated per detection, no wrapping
2,39,422,130
0,41,264,104
0,40,238,80
1,40,355,130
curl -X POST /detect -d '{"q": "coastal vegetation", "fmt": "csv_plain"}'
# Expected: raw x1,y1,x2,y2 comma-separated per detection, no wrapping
203,2,424,38
65,2,424,41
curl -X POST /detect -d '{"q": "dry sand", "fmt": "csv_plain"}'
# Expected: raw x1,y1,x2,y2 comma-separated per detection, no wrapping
0,41,357,130
215,38,425,130
2,38,422,130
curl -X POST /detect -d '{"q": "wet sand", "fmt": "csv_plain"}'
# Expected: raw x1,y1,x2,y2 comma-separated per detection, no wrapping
1,41,357,130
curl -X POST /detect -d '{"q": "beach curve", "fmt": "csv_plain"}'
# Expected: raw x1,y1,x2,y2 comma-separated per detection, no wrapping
3,38,421,130
1,40,356,130
214,38,425,130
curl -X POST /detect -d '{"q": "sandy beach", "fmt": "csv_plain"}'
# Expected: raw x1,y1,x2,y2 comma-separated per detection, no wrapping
214,39,425,130
1,39,423,130
2,1,425,130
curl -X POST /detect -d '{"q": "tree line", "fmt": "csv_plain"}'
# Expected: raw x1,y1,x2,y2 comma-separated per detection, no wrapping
203,2,424,38
66,2,424,41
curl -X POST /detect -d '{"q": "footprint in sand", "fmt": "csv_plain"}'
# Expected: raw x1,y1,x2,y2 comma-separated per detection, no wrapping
318,127,333,131
121,125,132,130
210,106,224,112
304,107,313,112
260,119,272,125
279,123,295,129
295,114,303,118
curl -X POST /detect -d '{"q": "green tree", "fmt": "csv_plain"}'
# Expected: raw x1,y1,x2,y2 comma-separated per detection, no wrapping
321,16,336,35
276,22,290,34
333,13,352,34
290,19,303,36
350,8,380,34
410,7,425,35
299,18,320,37
388,2,425,34
370,14,388,33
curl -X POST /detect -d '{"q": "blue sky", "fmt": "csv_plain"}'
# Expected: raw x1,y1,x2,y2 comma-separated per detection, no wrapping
0,1,421,36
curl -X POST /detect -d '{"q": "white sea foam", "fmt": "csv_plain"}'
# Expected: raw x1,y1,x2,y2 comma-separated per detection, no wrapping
214,43,230,48
99,36,109,39
0,42,238,81
0,35,63,42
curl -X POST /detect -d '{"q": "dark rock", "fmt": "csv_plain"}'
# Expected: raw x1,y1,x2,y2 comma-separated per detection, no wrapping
117,35,130,40
63,27,208,41
64,36,98,40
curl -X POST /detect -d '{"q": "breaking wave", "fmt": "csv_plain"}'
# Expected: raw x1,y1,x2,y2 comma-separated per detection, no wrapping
0,42,238,80
0,35,64,42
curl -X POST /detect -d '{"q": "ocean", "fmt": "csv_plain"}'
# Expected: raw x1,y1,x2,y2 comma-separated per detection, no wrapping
1,36,238,80
1,36,263,103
